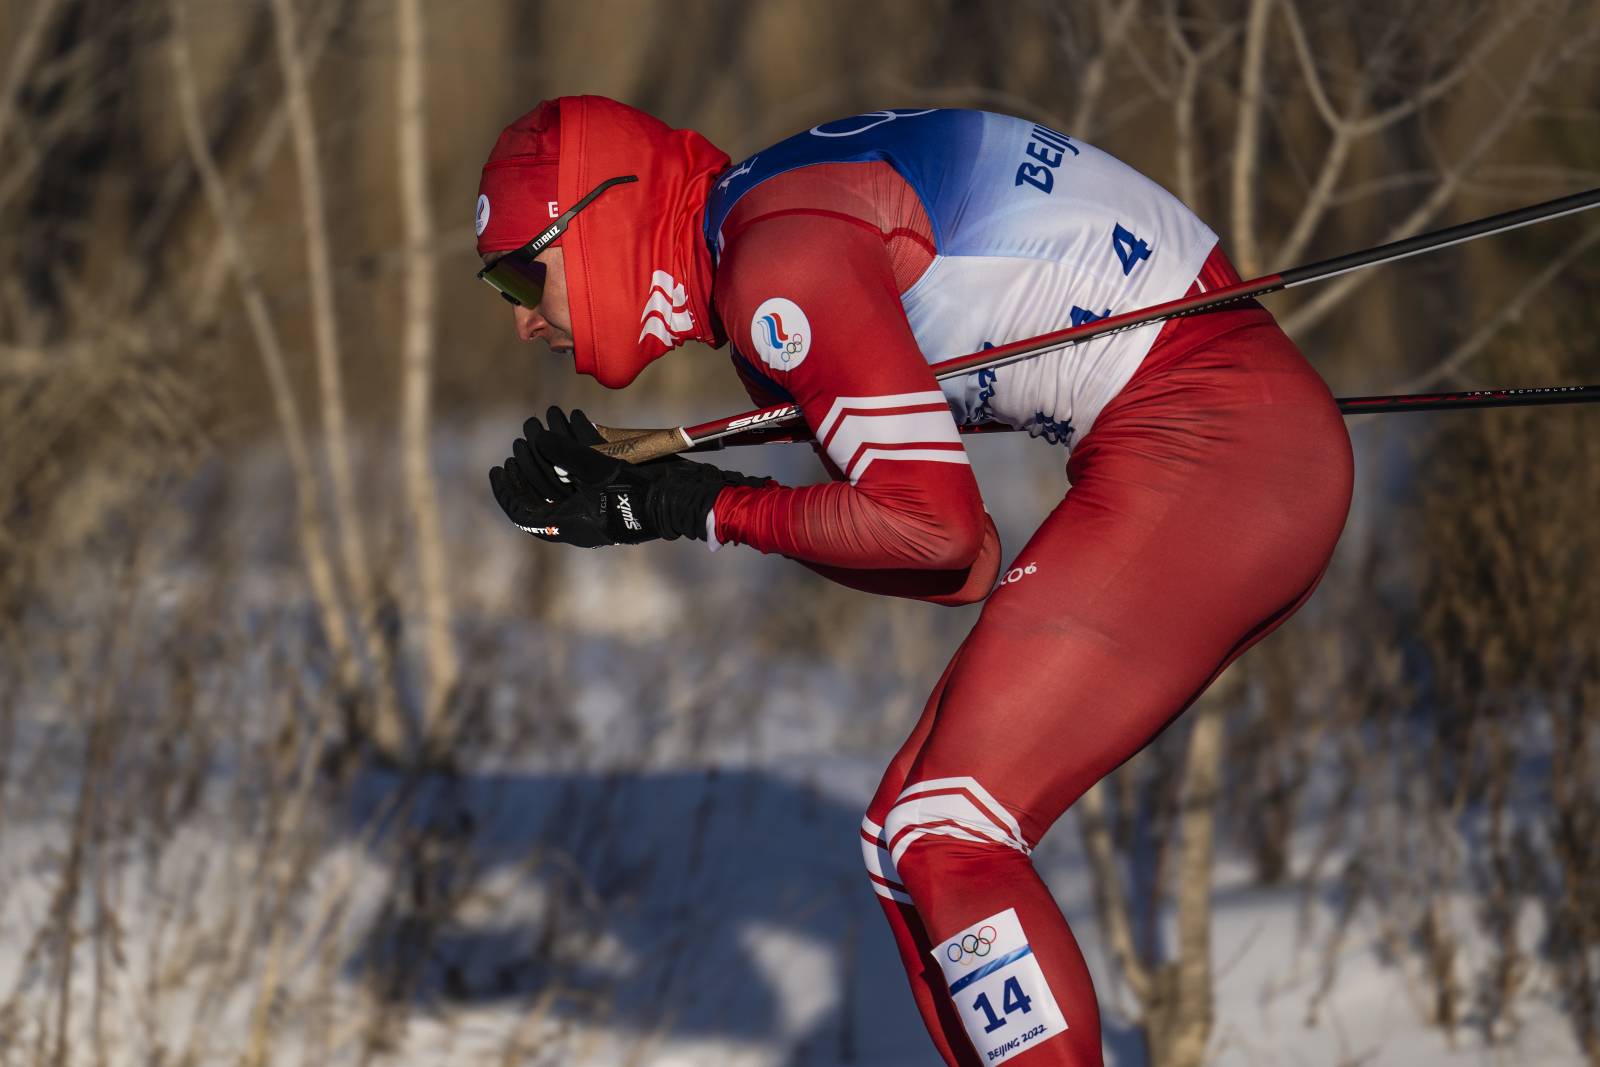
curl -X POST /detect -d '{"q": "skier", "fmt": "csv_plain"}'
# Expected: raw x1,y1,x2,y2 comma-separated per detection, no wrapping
479,96,1353,1066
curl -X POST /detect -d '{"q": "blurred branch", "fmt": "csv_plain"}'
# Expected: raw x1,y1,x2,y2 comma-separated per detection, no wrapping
241,681,341,1067
1341,0,1543,140
1067,0,1143,138
1275,0,1340,133
1281,8,1598,338
0,0,66,187
1389,224,1600,393
1271,0,1363,268
1327,169,1444,206
1468,165,1600,190
188,0,343,323
1161,4,1235,214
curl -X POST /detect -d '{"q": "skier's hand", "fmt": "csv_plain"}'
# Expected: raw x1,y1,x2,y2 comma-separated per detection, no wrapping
489,407,769,547
518,407,606,494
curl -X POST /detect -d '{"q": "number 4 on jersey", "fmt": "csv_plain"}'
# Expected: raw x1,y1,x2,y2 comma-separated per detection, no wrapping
1111,223,1152,275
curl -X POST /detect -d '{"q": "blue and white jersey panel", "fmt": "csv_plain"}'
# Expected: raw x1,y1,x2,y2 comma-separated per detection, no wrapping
706,108,1218,450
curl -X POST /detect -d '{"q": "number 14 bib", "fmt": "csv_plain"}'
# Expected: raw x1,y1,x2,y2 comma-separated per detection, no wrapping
934,907,1070,1063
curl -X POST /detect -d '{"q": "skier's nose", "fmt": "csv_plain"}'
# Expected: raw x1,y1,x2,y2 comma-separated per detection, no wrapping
513,303,547,343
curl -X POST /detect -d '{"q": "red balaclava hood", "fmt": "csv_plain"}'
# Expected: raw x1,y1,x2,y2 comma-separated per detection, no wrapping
477,96,730,389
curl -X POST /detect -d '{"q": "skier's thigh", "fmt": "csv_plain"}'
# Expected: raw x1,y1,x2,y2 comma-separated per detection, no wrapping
900,462,1327,844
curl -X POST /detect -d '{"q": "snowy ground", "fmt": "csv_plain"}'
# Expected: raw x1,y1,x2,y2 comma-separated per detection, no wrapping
4,740,1584,1065
1,421,1587,1065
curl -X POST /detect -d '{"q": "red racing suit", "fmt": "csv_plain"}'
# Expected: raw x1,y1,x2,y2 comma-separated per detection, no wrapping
700,110,1354,1066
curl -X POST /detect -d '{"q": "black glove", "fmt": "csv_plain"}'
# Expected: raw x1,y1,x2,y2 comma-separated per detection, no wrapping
489,407,768,548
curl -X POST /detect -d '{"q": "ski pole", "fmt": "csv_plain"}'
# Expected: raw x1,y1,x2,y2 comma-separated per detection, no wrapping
593,187,1600,462
653,384,1600,451
1335,384,1600,414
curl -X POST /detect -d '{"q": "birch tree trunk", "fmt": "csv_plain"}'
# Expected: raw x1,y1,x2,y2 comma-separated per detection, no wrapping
396,0,458,752
168,0,363,737
1143,698,1225,1067
1078,680,1231,1067
270,0,408,756
1227,0,1273,279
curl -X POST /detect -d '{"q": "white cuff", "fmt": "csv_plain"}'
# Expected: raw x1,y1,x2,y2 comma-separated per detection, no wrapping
705,508,721,552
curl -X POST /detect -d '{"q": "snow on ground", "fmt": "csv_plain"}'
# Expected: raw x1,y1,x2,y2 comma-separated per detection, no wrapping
1,423,1588,1065
3,728,1587,1065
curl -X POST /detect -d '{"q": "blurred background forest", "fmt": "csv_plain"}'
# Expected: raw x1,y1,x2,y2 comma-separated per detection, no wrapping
2,0,1598,1064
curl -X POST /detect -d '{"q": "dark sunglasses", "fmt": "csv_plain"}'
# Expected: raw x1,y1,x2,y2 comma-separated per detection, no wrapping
476,174,639,307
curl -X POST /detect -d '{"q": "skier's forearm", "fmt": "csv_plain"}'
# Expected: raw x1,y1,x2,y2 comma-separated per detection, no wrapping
794,512,1000,605
712,475,986,571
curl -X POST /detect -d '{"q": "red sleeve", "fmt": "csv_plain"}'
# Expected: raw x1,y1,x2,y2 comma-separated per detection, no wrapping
710,210,987,575
798,514,1001,605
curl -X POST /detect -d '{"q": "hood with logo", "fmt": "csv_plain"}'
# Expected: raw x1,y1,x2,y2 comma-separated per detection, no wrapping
477,96,731,389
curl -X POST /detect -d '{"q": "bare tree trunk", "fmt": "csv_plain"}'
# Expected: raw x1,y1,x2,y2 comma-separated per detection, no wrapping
1142,697,1225,1067
1078,678,1231,1067
1228,0,1273,277
1078,779,1154,1004
168,0,362,728
269,0,408,756
395,0,458,751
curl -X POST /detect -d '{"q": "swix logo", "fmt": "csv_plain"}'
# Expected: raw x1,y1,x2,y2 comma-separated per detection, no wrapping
727,405,798,431
475,194,491,237
638,270,695,348
614,493,641,531
717,156,757,191
749,297,811,371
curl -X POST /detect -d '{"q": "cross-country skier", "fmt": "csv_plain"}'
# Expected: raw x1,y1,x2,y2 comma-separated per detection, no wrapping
478,96,1353,1067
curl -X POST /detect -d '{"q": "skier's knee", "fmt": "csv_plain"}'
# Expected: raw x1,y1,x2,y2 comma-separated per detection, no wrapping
860,812,913,904
881,775,1031,869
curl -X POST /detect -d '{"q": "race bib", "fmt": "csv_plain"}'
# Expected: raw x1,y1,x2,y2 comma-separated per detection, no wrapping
933,908,1068,1063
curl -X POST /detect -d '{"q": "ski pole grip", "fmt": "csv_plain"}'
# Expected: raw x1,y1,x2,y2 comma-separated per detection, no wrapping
591,426,691,463
592,422,652,445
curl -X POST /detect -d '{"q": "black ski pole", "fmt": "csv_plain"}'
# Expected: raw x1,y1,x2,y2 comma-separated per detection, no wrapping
1336,384,1600,414
591,187,1600,461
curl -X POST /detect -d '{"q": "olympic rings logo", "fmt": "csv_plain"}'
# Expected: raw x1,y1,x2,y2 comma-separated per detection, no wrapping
810,108,938,139
946,925,998,964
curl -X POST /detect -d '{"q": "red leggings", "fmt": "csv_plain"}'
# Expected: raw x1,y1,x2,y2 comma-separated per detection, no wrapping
861,300,1354,1065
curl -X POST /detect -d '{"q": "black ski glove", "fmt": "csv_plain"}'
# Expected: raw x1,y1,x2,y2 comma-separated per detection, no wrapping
489,407,768,548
